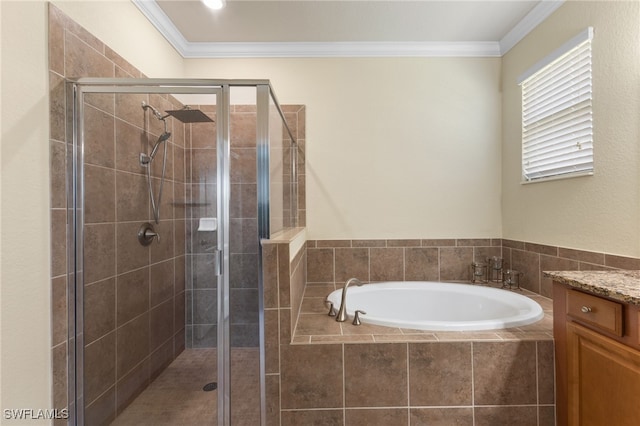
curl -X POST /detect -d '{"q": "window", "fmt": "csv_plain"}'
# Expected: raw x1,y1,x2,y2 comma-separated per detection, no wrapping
519,28,594,182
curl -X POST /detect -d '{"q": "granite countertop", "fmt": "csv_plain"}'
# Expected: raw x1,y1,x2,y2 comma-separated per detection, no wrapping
544,270,640,306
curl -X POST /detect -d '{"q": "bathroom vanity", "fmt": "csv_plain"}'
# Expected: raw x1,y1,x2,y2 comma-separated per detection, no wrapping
547,270,640,426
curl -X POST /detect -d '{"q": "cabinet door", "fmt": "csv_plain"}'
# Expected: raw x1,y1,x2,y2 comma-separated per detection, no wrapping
567,322,640,426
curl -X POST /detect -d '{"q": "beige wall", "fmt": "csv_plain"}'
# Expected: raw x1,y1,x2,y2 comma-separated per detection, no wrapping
0,0,181,417
185,57,504,240
502,0,640,256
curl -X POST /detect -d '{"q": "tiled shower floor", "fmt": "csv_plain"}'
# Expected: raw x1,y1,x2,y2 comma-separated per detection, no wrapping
111,348,260,426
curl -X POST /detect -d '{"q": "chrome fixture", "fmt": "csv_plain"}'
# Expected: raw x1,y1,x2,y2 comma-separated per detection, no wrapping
352,310,366,326
471,261,488,283
137,222,160,246
325,300,337,317
502,269,523,290
488,256,504,282
335,277,363,322
141,102,214,224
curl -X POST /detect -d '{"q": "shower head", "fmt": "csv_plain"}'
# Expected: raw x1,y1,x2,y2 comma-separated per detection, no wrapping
165,107,214,123
149,131,171,160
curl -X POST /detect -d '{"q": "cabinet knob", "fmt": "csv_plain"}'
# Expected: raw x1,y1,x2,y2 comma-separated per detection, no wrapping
581,306,592,313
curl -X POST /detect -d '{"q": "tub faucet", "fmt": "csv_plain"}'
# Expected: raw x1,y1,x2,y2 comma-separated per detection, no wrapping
336,278,363,322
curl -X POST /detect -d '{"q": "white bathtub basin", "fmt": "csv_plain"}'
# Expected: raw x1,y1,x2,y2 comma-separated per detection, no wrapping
326,281,544,331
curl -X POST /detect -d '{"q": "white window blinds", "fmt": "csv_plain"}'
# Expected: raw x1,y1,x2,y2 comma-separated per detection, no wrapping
519,28,594,182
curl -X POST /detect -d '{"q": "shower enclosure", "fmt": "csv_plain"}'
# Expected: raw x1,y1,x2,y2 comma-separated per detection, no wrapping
66,79,298,425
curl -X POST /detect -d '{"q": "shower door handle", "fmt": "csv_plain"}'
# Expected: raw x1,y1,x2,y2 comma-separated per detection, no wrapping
215,249,223,276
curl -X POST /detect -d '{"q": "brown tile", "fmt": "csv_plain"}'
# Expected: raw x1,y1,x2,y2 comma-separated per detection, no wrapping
281,409,343,426
605,254,640,270
558,247,605,265
264,310,280,374
502,239,525,250
511,249,540,293
85,223,116,283
370,248,404,281
440,247,473,281
457,238,492,247
149,338,174,381
317,240,352,248
51,276,67,346
295,314,342,336
265,374,281,426
474,406,537,426
48,5,65,75
335,248,369,283
230,148,256,184
473,341,537,405
229,112,256,148
421,239,455,247
312,335,374,343
52,343,67,409
305,283,336,297
434,331,502,341
410,408,473,426
307,248,335,283
116,222,149,274
540,254,579,297
280,308,292,344
84,332,116,403
352,239,386,247
388,239,421,247
174,255,186,294
84,104,115,168
524,242,558,256
51,209,68,278
409,342,472,406
174,291,185,334
117,268,149,325
115,93,147,129
262,244,279,309
150,220,175,263
85,278,116,344
174,146,186,183
538,340,555,404
405,247,439,281
84,164,115,224
277,244,291,308
342,322,402,336
539,405,556,426
150,259,174,307
65,31,114,79
115,119,146,174
85,385,116,426
280,344,343,409
344,343,407,407
345,408,407,426
50,141,66,208
117,313,149,379
49,78,68,143
473,245,502,263
116,171,149,222
301,297,330,314
116,358,149,415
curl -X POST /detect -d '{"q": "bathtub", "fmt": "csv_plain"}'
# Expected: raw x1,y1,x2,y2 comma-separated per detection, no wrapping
325,281,544,331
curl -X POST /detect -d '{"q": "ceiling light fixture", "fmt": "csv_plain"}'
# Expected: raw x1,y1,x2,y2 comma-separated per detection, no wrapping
202,0,226,10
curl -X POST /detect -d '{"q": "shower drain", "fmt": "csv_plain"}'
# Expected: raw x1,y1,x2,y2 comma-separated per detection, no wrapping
203,382,218,392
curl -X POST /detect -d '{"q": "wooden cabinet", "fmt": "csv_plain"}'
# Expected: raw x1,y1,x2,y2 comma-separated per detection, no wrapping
553,282,640,426
566,322,640,425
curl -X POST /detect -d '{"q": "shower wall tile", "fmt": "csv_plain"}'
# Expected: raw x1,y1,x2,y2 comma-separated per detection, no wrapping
84,105,115,168
115,119,146,174
117,314,149,379
150,259,174,307
230,112,257,148
50,209,67,278
84,278,116,345
116,268,149,325
65,31,114,79
84,332,116,403
84,223,116,283
116,171,149,222
52,343,67,409
84,165,115,223
49,6,189,422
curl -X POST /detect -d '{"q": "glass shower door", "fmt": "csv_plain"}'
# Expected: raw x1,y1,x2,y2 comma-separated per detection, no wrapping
71,82,224,426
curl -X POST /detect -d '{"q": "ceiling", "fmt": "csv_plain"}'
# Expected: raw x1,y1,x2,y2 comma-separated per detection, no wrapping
133,0,565,58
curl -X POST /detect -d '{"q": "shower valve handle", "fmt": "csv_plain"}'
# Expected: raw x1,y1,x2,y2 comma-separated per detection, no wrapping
145,229,160,243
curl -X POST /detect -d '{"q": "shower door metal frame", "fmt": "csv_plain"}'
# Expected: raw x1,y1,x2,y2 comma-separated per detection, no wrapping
67,78,244,426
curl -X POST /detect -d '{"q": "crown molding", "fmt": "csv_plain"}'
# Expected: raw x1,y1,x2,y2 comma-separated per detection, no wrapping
499,0,565,55
133,0,561,59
